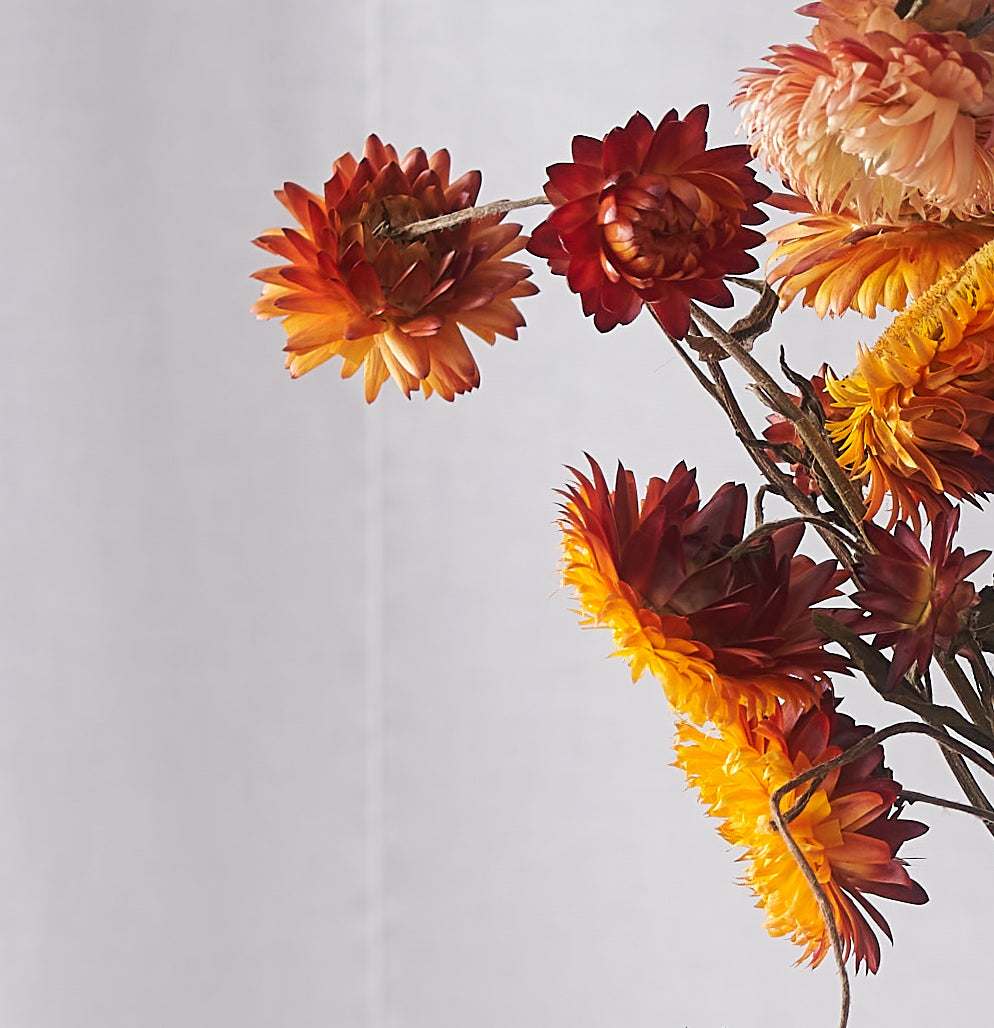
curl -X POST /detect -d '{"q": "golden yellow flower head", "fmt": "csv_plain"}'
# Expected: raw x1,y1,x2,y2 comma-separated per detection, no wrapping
675,695,928,973
827,238,994,528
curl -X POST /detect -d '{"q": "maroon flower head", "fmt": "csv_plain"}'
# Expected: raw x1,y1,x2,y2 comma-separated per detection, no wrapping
528,107,771,338
854,508,990,689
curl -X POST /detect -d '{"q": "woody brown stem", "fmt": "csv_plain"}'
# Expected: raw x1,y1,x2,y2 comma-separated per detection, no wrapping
900,788,994,823
394,195,550,237
724,516,859,562
772,718,994,1028
936,650,992,742
688,303,869,538
666,309,861,578
960,633,994,729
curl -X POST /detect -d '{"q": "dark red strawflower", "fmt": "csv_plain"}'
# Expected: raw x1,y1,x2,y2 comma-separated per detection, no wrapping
528,107,771,338
560,457,847,725
854,508,990,689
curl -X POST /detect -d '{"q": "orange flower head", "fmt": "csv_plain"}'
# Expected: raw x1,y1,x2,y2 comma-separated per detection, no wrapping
765,196,994,317
737,1,994,222
559,457,845,725
528,108,770,339
854,507,989,688
252,135,538,401
676,694,928,973
827,239,994,528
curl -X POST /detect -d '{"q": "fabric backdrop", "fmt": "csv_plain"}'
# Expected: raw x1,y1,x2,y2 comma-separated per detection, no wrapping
1,1,989,1025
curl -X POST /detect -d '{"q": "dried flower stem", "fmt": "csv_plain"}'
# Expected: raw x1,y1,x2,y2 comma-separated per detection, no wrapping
936,650,991,741
395,195,550,237
899,789,994,823
895,0,927,18
769,788,850,1028
724,515,859,562
665,327,721,402
959,633,994,728
726,275,769,294
962,11,994,37
667,308,861,576
753,484,773,527
772,719,994,1028
688,303,869,538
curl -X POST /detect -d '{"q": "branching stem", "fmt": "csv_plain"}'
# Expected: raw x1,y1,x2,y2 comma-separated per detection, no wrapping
771,720,994,1028
688,303,869,540
393,195,550,237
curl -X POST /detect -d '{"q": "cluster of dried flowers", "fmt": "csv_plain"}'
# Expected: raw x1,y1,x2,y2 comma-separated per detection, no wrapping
252,0,994,1018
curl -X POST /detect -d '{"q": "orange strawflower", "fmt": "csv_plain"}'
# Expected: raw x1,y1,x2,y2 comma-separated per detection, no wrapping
528,108,770,339
736,1,994,222
766,197,994,317
676,694,928,973
252,135,537,401
559,457,844,726
827,239,994,527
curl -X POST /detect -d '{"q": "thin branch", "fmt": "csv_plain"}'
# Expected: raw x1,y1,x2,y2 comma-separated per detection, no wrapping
664,326,721,402
895,0,927,17
959,632,994,729
935,649,991,740
770,718,994,1028
754,484,772,528
708,357,864,575
689,303,868,537
649,308,861,579
723,516,859,562
769,786,850,1028
962,10,994,37
900,789,994,824
392,195,550,238
726,275,769,294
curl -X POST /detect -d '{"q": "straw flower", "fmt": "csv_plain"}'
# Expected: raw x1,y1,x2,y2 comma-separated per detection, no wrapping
252,135,537,401
559,457,844,725
827,239,994,527
529,107,770,339
676,695,928,973
736,1,994,222
853,508,989,688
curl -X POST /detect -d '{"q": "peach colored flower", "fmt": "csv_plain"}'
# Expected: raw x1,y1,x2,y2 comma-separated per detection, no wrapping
737,1,994,222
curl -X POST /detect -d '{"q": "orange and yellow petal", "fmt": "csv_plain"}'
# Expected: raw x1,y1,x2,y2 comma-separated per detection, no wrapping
559,458,843,725
561,535,818,726
737,2,994,221
827,238,994,527
252,134,537,401
766,205,994,317
675,699,928,973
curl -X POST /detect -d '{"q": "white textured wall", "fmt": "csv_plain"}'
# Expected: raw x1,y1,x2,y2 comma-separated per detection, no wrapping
1,1,990,1026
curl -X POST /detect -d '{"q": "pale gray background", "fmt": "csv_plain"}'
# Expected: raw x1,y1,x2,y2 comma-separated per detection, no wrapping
1,1,989,1026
